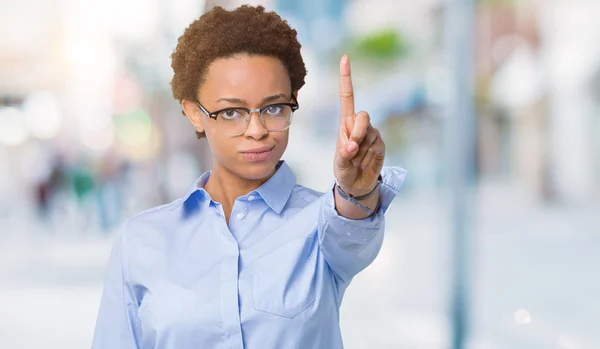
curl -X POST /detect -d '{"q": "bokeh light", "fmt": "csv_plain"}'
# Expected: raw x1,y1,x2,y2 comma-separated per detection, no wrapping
23,92,63,140
115,109,152,148
80,120,116,152
113,109,161,160
0,107,29,146
514,309,532,325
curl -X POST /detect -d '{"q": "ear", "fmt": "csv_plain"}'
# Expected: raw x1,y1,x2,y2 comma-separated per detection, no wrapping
181,99,205,134
293,90,299,100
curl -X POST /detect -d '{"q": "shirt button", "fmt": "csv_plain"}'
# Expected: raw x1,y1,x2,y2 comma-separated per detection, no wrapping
248,195,255,201
236,212,245,220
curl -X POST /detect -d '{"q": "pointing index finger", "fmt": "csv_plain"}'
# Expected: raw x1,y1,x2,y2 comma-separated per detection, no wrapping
339,55,355,121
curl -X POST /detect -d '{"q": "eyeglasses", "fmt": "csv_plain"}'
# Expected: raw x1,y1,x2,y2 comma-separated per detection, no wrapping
196,96,299,137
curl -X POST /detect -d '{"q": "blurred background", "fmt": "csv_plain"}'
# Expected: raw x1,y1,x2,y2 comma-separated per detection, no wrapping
1,0,599,348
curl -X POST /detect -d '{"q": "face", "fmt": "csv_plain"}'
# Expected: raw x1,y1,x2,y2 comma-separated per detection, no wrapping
182,54,295,181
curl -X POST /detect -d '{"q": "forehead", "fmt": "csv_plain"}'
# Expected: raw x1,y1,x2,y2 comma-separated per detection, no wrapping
199,54,291,101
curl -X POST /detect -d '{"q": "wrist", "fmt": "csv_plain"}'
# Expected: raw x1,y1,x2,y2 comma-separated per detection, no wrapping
334,185,380,219
335,174,383,199
334,174,383,216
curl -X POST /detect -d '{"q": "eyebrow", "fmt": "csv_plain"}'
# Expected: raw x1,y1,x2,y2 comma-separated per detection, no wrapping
216,93,289,105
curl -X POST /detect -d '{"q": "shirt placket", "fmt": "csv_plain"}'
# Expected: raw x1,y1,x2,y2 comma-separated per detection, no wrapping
216,203,245,348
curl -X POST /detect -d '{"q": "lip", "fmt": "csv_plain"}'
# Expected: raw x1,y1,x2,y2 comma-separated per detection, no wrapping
240,145,275,162
241,145,275,154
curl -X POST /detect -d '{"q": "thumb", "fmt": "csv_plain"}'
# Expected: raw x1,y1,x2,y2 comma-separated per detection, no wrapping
339,141,358,162
346,140,359,155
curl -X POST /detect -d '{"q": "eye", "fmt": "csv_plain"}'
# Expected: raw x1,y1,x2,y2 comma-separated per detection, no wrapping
218,109,243,120
265,105,283,116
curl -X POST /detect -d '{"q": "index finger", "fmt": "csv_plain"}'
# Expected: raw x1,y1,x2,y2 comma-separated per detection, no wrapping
339,54,355,120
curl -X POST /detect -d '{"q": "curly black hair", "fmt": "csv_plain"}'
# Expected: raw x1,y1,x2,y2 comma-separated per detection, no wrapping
170,5,307,138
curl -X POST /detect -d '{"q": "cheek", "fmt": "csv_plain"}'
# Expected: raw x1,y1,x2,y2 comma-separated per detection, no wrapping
273,132,289,150
205,133,233,158
281,135,290,155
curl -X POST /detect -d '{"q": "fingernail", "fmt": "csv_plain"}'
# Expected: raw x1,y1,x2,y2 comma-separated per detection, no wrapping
352,161,359,167
347,142,358,152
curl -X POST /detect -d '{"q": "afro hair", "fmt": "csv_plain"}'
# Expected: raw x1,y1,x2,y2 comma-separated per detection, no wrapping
170,5,307,138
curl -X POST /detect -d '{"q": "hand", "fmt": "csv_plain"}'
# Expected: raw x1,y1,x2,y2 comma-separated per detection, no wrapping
334,55,386,197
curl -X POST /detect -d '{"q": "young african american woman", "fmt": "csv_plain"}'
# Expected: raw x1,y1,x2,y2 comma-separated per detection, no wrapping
92,5,407,349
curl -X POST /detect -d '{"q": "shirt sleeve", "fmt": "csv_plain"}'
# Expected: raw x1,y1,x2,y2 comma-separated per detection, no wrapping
92,223,141,349
317,166,407,285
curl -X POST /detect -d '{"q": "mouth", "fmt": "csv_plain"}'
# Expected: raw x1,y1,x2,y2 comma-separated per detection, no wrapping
240,145,275,162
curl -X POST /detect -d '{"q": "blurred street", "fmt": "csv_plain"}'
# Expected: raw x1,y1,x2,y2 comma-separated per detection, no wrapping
2,0,600,347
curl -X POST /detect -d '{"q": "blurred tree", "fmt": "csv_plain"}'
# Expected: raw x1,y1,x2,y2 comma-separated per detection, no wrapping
352,29,407,61
331,28,409,73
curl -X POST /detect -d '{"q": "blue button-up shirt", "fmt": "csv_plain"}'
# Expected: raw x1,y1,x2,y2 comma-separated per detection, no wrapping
92,161,406,349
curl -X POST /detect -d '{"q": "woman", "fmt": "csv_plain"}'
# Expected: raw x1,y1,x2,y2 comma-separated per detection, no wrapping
92,5,406,349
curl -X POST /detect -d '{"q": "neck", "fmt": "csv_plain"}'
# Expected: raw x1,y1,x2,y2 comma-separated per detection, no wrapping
204,162,275,221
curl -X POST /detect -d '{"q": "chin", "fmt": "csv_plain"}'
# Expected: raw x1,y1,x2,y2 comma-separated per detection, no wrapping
233,157,280,180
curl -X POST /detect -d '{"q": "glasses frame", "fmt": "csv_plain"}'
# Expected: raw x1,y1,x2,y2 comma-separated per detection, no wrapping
195,95,299,136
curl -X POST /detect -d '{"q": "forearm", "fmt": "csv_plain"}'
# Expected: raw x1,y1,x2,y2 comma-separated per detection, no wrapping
318,166,406,283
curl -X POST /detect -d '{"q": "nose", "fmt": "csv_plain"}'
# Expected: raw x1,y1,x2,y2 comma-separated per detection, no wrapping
244,111,268,140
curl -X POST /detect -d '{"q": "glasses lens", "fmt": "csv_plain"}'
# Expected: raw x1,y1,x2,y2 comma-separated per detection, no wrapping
261,105,293,131
215,104,295,136
216,108,249,136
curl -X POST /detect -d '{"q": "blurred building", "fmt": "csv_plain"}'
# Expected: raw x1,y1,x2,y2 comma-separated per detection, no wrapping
475,0,600,203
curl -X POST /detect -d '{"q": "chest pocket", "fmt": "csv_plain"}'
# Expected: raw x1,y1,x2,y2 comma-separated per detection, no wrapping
252,237,316,319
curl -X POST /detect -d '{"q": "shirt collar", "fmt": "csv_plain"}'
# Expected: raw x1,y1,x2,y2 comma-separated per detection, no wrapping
255,160,296,214
182,169,211,204
181,160,296,214
179,171,211,215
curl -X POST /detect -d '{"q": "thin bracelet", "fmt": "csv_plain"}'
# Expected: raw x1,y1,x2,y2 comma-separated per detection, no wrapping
334,174,383,215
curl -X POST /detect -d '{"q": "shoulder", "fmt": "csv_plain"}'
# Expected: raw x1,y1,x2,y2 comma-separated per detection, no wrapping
120,197,185,243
